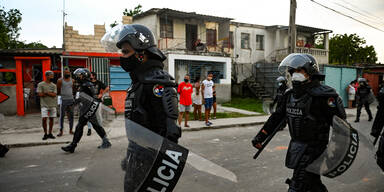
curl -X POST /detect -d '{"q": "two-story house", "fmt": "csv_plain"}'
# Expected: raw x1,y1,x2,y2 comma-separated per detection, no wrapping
133,8,233,102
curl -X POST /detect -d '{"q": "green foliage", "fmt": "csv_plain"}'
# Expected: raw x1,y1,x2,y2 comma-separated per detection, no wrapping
329,33,377,65
0,7,48,49
0,7,22,49
110,20,118,28
222,97,264,113
123,4,143,16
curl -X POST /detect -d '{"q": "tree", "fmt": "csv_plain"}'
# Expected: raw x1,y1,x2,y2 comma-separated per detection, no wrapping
123,4,143,17
0,7,48,49
110,4,143,28
0,7,22,49
329,33,377,65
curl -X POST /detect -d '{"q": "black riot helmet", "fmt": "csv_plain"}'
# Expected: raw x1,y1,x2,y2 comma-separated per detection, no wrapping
278,53,325,81
115,24,166,61
73,68,91,82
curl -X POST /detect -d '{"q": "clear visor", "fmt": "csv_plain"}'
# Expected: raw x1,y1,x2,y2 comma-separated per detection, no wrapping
278,53,317,74
100,24,138,52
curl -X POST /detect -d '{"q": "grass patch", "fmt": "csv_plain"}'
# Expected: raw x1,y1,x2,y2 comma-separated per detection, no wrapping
187,112,253,120
222,97,264,113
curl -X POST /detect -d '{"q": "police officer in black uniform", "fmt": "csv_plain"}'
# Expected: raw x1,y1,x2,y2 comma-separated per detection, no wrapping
371,83,384,171
271,76,288,108
355,78,373,122
252,53,346,192
113,24,181,191
61,68,111,153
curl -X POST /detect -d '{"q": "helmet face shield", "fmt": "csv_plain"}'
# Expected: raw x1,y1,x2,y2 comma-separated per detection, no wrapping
101,25,138,52
278,53,316,74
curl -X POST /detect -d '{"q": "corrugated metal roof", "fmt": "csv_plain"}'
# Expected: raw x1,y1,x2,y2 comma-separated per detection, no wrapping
0,48,64,55
266,25,332,33
134,8,233,22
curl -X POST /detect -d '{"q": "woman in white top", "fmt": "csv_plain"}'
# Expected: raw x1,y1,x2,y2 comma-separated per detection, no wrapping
347,81,356,109
192,78,202,121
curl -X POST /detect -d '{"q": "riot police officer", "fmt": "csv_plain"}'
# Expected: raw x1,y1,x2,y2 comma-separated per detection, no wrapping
252,53,346,192
355,78,373,122
110,24,181,191
371,84,384,171
271,76,288,109
61,68,111,153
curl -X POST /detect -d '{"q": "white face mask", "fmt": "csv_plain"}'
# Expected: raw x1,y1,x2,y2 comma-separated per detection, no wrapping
292,72,307,82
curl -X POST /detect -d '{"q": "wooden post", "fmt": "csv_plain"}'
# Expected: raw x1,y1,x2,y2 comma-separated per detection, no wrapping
288,0,297,54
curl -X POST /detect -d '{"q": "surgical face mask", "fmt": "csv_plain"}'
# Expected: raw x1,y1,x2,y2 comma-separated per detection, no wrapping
184,79,189,83
64,74,70,78
291,72,307,82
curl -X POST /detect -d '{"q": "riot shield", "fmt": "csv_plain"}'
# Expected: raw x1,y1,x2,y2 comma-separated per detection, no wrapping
78,92,100,119
77,119,188,192
306,116,380,183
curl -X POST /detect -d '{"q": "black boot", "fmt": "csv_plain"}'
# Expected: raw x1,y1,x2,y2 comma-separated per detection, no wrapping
61,143,77,153
369,116,373,121
98,137,111,149
0,144,9,157
354,119,359,123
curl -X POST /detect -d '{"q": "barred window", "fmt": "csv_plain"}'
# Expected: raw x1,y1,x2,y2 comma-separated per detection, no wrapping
241,33,250,49
256,35,264,50
160,18,173,38
206,29,217,46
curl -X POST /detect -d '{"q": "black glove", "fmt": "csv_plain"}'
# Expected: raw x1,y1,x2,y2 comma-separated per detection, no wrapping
252,130,268,149
166,118,181,143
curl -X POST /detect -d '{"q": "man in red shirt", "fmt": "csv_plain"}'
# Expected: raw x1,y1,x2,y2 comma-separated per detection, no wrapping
178,74,193,127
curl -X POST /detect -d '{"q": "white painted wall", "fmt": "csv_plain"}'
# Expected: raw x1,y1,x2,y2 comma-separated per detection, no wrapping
232,25,266,64
167,54,231,85
133,14,158,38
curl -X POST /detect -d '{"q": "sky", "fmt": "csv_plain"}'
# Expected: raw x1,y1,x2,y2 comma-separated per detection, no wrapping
2,0,384,62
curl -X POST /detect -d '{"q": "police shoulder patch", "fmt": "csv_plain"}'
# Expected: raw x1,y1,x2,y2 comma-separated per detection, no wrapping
328,97,336,107
153,84,165,97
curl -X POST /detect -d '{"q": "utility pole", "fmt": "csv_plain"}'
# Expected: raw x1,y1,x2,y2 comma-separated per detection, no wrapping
62,0,67,50
288,0,297,54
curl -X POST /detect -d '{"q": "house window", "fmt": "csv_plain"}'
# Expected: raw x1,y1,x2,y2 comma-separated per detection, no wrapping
256,35,264,50
206,29,217,46
241,33,250,49
223,31,234,48
160,18,173,38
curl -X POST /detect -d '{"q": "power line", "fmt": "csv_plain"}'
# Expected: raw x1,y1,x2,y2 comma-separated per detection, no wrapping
310,0,384,32
332,0,384,27
339,0,383,22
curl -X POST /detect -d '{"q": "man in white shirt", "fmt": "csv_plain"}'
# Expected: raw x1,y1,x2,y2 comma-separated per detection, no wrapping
201,73,214,126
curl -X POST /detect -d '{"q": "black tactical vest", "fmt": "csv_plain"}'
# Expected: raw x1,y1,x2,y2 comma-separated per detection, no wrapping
286,93,328,142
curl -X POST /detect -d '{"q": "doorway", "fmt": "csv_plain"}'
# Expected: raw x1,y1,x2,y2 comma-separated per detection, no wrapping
186,24,198,51
23,62,43,113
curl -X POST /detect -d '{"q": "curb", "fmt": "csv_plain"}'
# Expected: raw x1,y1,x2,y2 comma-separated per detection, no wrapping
5,121,267,148
7,141,71,148
183,121,266,132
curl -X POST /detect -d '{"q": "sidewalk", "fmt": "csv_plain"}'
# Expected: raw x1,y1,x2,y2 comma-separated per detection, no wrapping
0,103,375,148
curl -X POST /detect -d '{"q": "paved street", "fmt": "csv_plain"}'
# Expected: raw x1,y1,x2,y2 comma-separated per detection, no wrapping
1,110,384,192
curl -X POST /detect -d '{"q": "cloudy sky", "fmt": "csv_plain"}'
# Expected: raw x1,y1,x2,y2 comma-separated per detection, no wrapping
3,0,384,62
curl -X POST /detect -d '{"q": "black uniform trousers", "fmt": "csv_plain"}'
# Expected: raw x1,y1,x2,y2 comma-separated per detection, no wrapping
356,99,372,120
72,115,106,144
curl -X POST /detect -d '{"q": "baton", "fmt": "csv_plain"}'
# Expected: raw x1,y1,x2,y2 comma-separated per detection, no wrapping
374,137,379,146
253,120,286,160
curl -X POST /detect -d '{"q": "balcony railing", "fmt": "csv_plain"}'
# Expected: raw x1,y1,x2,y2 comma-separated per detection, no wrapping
270,47,329,63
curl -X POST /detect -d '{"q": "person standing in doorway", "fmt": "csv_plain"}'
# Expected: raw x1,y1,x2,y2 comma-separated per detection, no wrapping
177,74,193,127
37,71,57,140
202,73,214,126
56,67,75,136
192,77,202,121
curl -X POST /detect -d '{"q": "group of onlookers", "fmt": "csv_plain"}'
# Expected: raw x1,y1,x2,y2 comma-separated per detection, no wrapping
177,73,217,127
36,68,108,140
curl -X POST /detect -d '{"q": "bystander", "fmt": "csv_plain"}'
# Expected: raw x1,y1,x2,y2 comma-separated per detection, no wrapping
37,71,57,140
177,74,193,127
202,73,214,126
192,77,202,121
56,68,75,136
